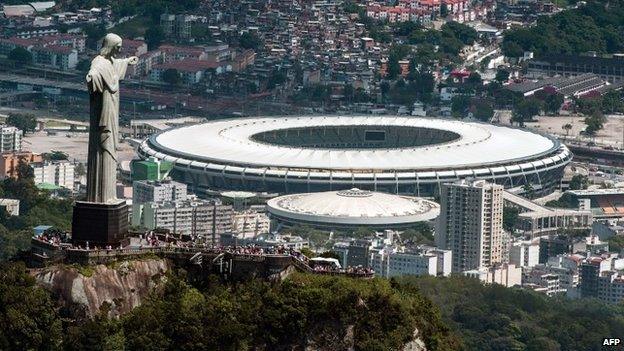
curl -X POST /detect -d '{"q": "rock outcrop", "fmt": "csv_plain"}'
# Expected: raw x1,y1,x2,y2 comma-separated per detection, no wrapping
33,259,169,318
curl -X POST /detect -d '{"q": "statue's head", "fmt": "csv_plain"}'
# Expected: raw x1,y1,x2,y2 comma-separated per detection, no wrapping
100,33,122,58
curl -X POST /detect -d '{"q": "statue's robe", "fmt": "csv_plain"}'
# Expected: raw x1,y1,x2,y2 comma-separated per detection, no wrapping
86,55,129,203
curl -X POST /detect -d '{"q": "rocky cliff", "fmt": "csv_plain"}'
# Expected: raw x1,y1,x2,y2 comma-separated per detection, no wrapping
33,259,169,318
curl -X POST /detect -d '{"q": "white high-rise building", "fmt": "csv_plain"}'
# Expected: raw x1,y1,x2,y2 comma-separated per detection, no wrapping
510,239,540,268
436,179,504,272
30,161,75,189
0,125,22,153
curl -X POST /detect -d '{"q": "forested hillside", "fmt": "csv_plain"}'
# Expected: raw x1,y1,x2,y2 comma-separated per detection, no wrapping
502,0,624,57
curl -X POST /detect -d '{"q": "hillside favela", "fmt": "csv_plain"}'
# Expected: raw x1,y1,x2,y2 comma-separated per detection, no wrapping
1,0,624,350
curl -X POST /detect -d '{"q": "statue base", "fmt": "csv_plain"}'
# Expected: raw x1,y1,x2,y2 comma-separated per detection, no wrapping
72,200,129,247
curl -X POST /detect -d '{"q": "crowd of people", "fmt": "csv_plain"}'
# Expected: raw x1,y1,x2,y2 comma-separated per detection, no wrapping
35,230,69,247
34,229,373,276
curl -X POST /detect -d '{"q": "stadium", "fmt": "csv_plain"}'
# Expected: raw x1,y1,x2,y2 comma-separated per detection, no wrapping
266,188,440,230
137,116,572,197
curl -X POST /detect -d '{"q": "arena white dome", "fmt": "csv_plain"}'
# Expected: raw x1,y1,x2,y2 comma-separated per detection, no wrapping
138,116,572,196
266,188,440,229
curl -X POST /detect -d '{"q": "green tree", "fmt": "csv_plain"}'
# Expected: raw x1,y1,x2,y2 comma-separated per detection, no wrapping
544,93,564,115
441,22,477,45
162,68,180,86
451,95,471,118
387,57,401,79
472,99,494,121
7,113,37,133
75,163,86,177
0,262,63,349
145,26,164,50
562,123,573,138
239,32,262,51
83,24,106,49
7,47,32,66
42,150,69,161
512,98,542,126
495,69,510,84
501,41,523,58
608,235,624,253
569,174,589,190
584,113,605,137
601,89,624,113
503,206,520,232
401,223,434,245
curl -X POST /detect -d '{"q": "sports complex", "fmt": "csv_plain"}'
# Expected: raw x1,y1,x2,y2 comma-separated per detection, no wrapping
266,188,440,230
137,116,572,197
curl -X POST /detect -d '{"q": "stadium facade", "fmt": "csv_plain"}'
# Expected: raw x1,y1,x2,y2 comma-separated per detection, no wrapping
137,116,572,197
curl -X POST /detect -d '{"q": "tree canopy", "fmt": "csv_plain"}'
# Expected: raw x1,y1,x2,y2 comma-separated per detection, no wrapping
502,0,624,57
7,47,32,67
6,113,36,133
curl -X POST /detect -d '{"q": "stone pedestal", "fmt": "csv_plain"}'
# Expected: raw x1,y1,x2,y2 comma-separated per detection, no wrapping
72,200,129,247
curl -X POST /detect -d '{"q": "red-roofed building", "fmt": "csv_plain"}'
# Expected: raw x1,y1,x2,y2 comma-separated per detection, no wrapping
231,49,256,73
31,45,78,70
159,44,208,62
122,39,148,57
367,5,431,23
150,59,229,85
0,34,85,70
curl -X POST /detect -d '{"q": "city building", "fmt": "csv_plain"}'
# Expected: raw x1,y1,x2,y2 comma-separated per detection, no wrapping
539,235,572,264
347,238,375,268
0,125,23,153
138,116,571,197
232,208,271,238
132,179,187,204
564,188,624,219
30,161,75,189
527,54,624,83
463,263,522,287
267,188,439,231
0,198,20,216
0,151,43,178
131,158,173,182
220,232,309,250
371,246,452,278
509,239,540,268
136,199,233,243
505,74,611,98
31,45,77,70
436,180,505,272
503,191,592,237
580,254,624,303
160,14,193,40
522,270,565,296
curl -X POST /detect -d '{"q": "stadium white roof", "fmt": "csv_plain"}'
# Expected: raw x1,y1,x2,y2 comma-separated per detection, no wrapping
151,116,559,171
267,188,440,225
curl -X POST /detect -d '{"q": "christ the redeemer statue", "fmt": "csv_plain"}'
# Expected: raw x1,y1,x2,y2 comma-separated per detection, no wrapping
85,33,137,203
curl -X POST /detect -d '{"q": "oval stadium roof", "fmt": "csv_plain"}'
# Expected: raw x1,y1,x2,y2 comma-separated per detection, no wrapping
149,116,559,171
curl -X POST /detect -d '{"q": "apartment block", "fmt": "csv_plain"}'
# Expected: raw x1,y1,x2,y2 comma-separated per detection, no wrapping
132,179,188,204
437,180,504,272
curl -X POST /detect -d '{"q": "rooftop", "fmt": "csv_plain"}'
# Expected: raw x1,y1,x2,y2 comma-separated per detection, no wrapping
267,188,440,225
